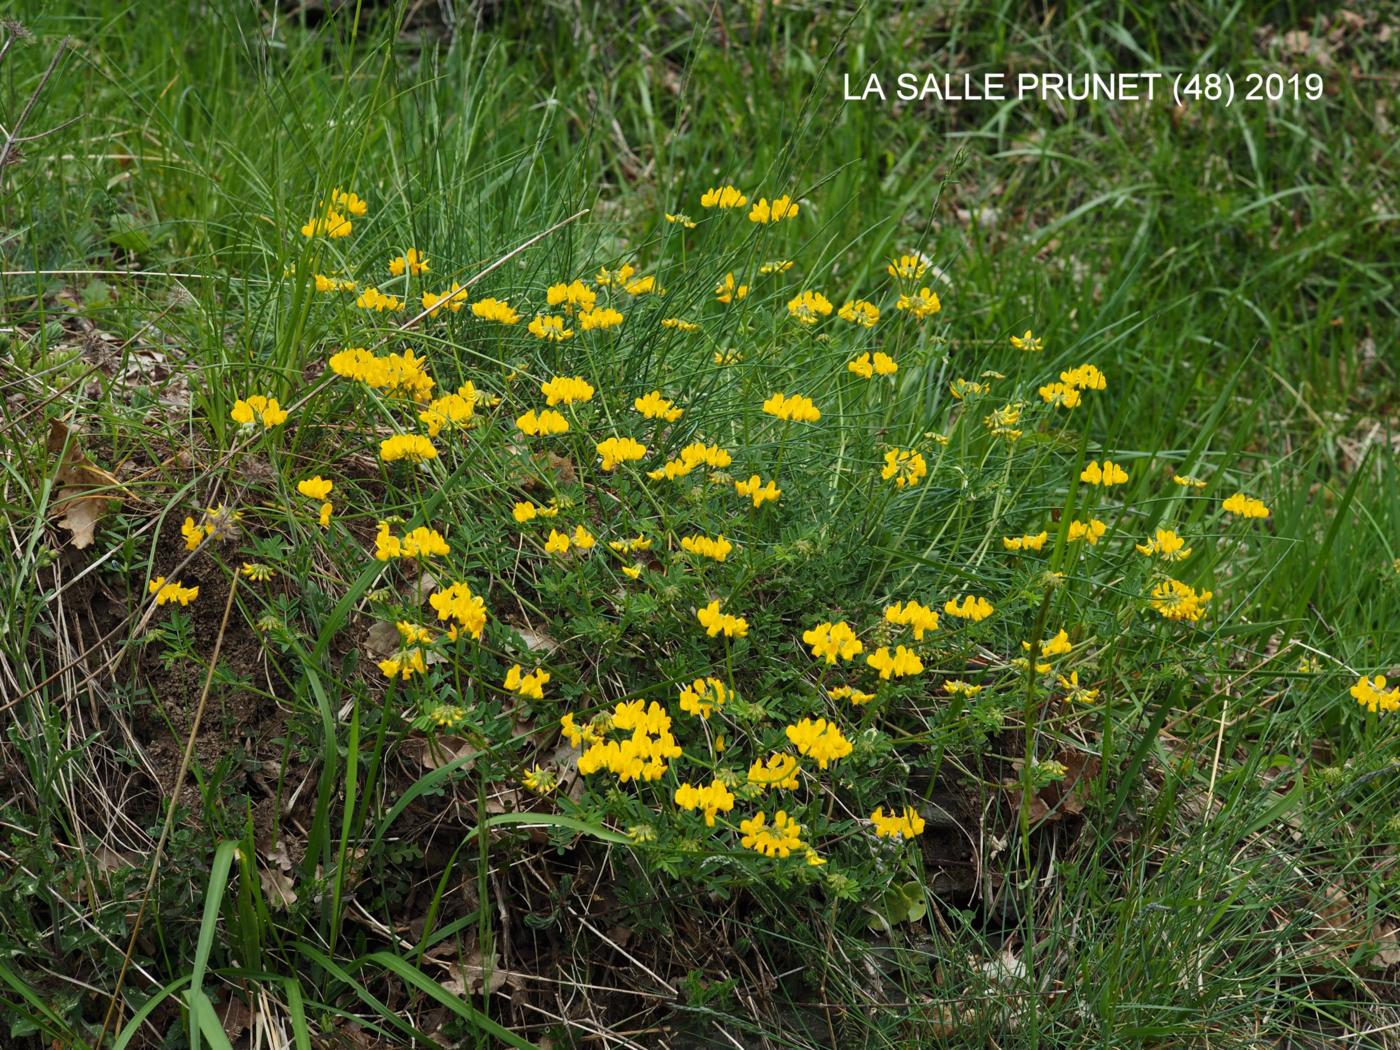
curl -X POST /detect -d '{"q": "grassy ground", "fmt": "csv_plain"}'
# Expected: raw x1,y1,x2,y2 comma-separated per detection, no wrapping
1,1,1398,1047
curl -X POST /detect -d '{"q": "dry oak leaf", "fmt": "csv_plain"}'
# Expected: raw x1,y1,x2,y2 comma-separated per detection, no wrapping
48,417,127,549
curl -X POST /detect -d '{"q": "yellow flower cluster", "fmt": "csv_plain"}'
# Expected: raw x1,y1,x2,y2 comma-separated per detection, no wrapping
802,621,863,664
784,718,853,769
148,577,199,606
388,248,429,276
747,753,800,790
541,375,595,405
528,314,573,341
647,442,732,480
739,810,814,860
680,533,733,562
1223,492,1270,519
356,287,404,312
678,677,728,719
329,347,436,401
418,384,477,437
787,290,833,324
421,284,467,317
516,408,570,436
596,436,648,471
839,301,881,328
762,392,821,422
580,306,624,331
1003,531,1048,552
887,255,928,281
470,297,520,324
870,806,926,840
512,500,559,523
379,433,438,463
700,185,748,209
1067,518,1108,544
697,599,748,638
297,476,334,527
1350,675,1399,714
829,685,876,705
734,475,781,507
1081,459,1129,486
1136,528,1192,561
504,664,550,700
884,600,940,639
674,780,737,826
231,395,288,428
944,594,995,622
375,522,450,561
1010,329,1043,352
866,645,924,680
714,273,747,303
748,195,798,223
633,390,683,422
896,287,941,318
881,449,927,488
1149,578,1213,623
576,700,682,783
848,350,896,377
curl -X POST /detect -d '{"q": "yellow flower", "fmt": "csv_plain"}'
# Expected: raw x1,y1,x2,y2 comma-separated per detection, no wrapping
739,810,807,858
785,718,852,769
848,351,897,378
680,533,733,562
300,208,352,238
1023,629,1073,662
1149,578,1213,623
1136,528,1192,561
355,287,404,312
428,581,487,639
881,449,927,488
696,599,748,638
674,780,736,826
378,649,427,680
734,474,781,508
748,194,799,224
313,273,356,292
1038,382,1081,409
949,377,988,400
896,287,941,318
759,259,794,275
678,677,728,719
1081,459,1129,486
417,385,477,437
1003,531,1049,552
240,562,274,581
713,349,743,366
884,600,940,639
622,565,643,579
664,212,697,228
515,409,570,437
866,645,924,680
608,535,652,553
375,522,450,561
747,754,800,790
388,248,429,277
661,317,700,332
504,664,551,700
572,525,596,550
1061,364,1107,391
714,272,748,303
577,701,682,783
786,290,833,325
318,502,332,527
943,680,982,697
328,347,435,401
596,436,647,471
522,766,558,795
1057,670,1099,703
541,375,595,406
700,185,748,209
887,255,928,281
181,516,207,551
297,476,334,501
625,274,659,295
528,314,574,341
546,280,596,314
579,306,624,331
633,391,683,422
1223,492,1270,519
1067,518,1108,544
1350,675,1400,715
471,297,521,324
148,577,199,606
1010,329,1043,352
762,393,821,423
648,442,732,480
379,434,438,463
802,621,863,664
230,395,288,428
838,300,881,327
943,595,994,622
870,805,925,839
1172,473,1208,489
330,188,367,216
544,529,571,555
828,685,876,706
420,284,467,317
